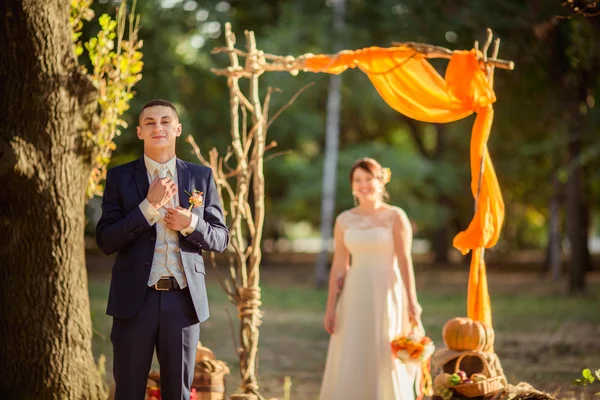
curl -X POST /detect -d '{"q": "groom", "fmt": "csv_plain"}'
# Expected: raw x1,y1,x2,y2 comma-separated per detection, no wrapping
96,99,229,400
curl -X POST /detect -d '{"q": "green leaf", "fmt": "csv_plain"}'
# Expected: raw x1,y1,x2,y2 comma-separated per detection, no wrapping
584,369,593,379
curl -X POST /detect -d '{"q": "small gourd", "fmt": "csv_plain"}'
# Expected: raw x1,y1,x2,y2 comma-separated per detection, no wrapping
434,372,453,387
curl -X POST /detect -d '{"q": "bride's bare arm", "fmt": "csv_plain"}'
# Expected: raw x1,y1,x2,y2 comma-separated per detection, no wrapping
392,208,422,323
326,220,350,312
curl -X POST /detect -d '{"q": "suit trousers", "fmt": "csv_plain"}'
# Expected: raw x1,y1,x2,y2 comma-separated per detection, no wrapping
111,286,200,400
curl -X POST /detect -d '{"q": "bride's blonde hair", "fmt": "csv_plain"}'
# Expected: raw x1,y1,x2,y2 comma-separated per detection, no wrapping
349,158,390,200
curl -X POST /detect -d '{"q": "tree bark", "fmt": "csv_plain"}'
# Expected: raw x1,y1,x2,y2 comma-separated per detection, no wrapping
543,172,562,280
0,0,104,398
315,0,346,288
565,124,587,294
580,166,594,272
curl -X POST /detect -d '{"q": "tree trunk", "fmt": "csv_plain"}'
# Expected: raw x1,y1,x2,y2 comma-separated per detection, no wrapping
432,225,450,264
431,124,450,264
543,172,561,280
403,120,454,265
565,126,587,294
580,173,594,272
0,1,104,398
315,0,346,288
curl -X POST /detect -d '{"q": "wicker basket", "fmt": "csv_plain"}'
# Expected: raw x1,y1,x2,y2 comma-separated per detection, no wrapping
451,353,507,398
193,372,226,400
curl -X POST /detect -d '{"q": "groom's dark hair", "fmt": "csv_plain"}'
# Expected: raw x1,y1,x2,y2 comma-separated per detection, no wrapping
140,99,179,120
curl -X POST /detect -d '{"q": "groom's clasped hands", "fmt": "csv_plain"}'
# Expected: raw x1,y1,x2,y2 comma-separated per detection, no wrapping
147,175,177,209
146,175,192,231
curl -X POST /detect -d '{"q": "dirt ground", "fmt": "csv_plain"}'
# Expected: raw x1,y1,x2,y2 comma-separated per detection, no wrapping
87,249,600,400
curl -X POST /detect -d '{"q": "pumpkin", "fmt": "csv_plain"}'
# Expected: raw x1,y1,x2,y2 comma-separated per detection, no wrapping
442,317,495,352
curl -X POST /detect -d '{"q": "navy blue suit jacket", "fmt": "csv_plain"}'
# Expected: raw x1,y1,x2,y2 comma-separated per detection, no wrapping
96,157,229,322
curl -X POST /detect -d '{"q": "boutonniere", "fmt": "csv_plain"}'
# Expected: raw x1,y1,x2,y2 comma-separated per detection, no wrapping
184,189,204,211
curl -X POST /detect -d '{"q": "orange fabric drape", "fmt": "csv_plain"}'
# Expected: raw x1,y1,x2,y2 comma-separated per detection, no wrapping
304,46,505,327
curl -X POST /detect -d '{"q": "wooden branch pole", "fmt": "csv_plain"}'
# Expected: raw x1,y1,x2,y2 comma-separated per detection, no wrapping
474,29,500,336
211,31,514,83
188,21,266,398
391,40,514,71
189,22,308,400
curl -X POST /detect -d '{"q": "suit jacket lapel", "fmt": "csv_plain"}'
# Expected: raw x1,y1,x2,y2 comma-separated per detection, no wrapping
134,157,150,200
177,158,190,210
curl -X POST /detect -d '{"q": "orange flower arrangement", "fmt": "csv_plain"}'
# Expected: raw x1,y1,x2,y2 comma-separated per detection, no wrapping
185,189,204,211
392,331,436,399
391,333,435,362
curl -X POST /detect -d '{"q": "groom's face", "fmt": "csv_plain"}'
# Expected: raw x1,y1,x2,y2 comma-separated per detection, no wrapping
137,106,182,151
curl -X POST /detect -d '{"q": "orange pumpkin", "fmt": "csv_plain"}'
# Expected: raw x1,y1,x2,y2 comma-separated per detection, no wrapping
442,317,495,352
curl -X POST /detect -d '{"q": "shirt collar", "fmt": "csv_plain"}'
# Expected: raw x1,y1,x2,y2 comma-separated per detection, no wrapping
144,155,177,178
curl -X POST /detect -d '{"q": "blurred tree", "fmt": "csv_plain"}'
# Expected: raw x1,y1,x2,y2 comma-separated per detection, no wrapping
93,0,599,282
315,0,346,288
552,4,600,291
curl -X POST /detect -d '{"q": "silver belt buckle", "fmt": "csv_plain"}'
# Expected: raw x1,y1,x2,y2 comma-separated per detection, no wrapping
154,277,170,291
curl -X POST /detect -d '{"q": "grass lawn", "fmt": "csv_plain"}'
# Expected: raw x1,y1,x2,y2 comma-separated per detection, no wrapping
88,252,600,400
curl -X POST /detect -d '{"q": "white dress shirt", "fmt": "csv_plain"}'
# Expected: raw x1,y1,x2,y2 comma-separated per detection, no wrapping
138,155,199,288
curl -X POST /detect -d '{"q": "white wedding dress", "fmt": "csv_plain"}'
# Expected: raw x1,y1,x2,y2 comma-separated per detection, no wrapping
319,207,417,400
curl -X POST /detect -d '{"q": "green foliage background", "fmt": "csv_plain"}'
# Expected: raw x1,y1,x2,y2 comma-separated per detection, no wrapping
85,0,600,254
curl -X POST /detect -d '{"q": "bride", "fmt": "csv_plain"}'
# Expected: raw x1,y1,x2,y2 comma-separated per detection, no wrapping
319,157,423,400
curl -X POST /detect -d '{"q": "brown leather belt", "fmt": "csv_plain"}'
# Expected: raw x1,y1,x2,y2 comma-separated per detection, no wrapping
152,277,181,291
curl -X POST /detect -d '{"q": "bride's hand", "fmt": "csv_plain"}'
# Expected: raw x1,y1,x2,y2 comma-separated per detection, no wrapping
407,300,423,327
323,307,336,334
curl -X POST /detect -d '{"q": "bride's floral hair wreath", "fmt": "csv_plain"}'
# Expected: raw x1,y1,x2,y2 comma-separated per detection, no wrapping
349,157,391,200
